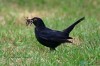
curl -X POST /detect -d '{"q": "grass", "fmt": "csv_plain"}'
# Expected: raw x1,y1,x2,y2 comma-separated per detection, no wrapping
0,0,100,66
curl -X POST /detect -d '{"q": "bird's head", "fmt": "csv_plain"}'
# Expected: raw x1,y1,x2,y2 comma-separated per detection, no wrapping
26,17,46,28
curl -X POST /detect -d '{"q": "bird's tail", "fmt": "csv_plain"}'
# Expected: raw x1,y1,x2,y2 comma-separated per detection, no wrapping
63,17,85,36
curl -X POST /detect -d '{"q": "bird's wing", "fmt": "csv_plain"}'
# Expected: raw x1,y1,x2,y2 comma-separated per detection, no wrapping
38,29,71,43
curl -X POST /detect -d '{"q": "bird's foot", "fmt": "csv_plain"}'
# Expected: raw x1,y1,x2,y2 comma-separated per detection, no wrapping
50,48,56,51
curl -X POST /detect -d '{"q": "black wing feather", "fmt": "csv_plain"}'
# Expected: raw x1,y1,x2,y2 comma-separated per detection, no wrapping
37,28,68,43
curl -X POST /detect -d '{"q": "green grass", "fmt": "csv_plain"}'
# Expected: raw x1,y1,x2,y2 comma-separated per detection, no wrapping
0,0,100,66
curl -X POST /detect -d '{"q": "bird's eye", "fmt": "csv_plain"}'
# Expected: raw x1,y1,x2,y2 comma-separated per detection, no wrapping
34,19,37,21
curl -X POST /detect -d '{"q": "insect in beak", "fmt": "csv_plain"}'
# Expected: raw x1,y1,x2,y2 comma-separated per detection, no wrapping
26,17,33,26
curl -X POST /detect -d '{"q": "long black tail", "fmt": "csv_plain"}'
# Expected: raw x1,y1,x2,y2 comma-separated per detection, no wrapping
63,17,85,36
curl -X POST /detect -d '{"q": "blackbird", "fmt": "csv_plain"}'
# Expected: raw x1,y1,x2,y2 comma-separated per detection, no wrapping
26,17,85,50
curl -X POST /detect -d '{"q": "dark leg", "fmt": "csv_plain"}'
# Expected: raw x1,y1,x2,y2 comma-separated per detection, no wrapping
50,48,56,51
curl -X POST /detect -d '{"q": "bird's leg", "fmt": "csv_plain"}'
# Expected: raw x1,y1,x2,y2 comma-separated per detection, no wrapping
50,48,55,51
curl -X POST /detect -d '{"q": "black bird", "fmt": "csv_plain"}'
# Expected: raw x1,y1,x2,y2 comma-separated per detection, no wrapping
26,17,85,50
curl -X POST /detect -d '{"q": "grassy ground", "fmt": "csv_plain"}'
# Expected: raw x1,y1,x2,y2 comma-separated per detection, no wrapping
0,0,100,66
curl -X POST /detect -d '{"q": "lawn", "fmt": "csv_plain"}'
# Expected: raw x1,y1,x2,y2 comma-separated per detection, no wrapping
0,0,100,66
